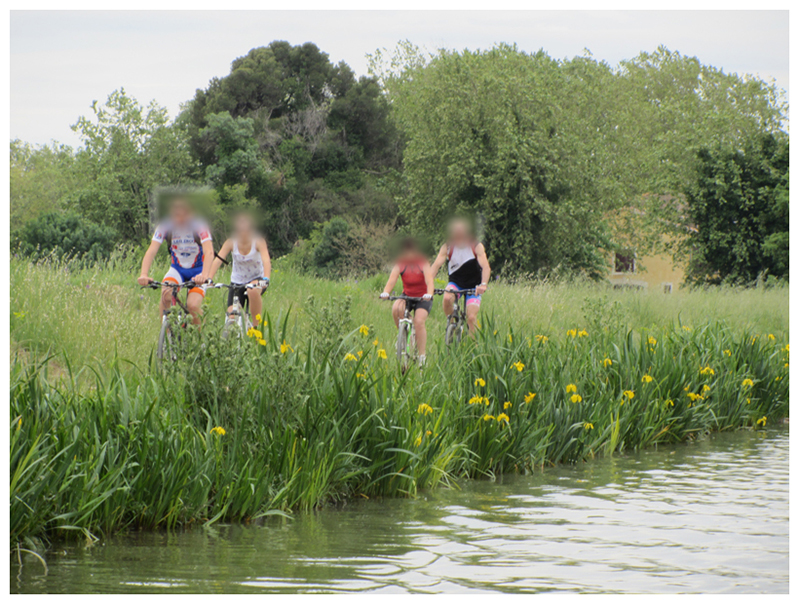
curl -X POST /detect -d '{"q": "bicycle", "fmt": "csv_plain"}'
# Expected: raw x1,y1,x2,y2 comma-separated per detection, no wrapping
211,282,260,339
384,294,425,372
142,280,199,365
434,287,477,346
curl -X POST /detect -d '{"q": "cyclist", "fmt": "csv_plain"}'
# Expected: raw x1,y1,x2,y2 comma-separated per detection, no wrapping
380,237,434,364
430,217,491,334
137,197,214,325
207,210,271,327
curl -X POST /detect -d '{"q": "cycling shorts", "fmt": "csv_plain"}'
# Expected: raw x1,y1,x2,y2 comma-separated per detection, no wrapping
446,282,481,306
401,297,433,315
227,282,265,309
163,266,206,297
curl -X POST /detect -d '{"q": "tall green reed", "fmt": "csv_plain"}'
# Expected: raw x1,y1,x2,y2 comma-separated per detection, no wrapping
11,297,788,548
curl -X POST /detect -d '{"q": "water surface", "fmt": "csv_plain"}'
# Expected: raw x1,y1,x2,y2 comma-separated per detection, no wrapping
13,428,789,593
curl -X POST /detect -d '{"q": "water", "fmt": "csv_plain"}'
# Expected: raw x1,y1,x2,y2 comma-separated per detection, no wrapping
13,428,789,594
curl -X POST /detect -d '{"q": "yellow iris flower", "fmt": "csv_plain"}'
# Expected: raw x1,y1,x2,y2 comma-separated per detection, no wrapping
417,403,433,415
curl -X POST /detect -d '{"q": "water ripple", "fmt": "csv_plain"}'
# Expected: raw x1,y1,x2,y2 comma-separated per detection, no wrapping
13,428,788,593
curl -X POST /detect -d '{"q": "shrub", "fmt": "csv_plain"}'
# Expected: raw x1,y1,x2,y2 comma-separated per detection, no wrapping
15,212,117,263
312,217,351,276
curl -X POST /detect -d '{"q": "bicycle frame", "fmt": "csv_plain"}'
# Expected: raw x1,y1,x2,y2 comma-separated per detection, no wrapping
434,288,476,345
142,280,200,364
385,294,425,370
213,282,259,337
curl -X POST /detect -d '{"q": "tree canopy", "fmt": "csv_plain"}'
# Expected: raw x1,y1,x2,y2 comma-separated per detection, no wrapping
10,40,789,284
373,43,786,278
683,133,789,284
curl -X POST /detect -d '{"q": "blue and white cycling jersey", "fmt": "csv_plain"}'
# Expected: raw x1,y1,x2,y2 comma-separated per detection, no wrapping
152,220,212,275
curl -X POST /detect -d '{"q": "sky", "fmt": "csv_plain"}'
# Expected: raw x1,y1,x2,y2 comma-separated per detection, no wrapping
10,10,790,147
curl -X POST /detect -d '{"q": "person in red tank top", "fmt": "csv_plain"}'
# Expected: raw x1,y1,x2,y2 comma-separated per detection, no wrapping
380,237,435,362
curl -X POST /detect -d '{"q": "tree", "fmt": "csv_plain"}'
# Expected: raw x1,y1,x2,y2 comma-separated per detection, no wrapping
328,76,401,170
184,42,354,159
68,89,198,241
10,140,83,230
200,112,264,187
683,133,789,284
374,43,787,277
376,44,623,276
182,41,404,257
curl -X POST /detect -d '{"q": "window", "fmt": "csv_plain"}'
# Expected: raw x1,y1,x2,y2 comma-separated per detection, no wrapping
663,283,673,294
614,251,635,274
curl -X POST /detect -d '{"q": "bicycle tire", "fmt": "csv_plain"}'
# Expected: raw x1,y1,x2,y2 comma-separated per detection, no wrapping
445,318,463,346
397,322,410,370
157,314,178,365
221,316,243,340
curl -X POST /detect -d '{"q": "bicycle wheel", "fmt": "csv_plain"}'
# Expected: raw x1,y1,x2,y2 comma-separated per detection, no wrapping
445,317,463,346
408,326,418,365
221,315,243,340
157,314,179,365
397,322,410,370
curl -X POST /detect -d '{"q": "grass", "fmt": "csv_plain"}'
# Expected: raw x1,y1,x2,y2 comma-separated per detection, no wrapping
10,251,789,372
9,252,790,547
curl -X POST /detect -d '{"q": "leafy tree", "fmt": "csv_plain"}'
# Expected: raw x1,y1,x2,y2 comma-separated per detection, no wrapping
15,212,117,262
328,76,402,169
683,133,789,284
374,43,787,277
376,44,622,277
68,89,198,241
10,140,83,230
185,41,354,159
200,112,264,187
182,41,403,257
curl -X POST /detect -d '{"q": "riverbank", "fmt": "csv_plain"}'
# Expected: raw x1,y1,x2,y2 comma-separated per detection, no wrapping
10,277,789,546
12,427,789,593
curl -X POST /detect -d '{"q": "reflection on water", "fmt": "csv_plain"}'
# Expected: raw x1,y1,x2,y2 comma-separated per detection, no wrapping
13,428,789,594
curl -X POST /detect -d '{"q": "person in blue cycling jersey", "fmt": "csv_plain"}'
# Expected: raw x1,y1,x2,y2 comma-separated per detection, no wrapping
137,197,214,325
430,217,492,334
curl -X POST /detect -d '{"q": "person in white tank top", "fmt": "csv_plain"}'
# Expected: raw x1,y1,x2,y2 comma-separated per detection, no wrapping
207,211,272,327
430,217,492,335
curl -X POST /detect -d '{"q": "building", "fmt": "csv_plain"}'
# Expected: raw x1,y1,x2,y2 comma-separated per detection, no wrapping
607,247,686,293
605,197,693,292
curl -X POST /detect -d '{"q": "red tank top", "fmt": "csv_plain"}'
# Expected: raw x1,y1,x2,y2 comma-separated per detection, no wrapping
399,258,427,297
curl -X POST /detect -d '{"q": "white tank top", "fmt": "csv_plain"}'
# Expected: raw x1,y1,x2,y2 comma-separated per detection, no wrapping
448,244,477,275
230,239,264,284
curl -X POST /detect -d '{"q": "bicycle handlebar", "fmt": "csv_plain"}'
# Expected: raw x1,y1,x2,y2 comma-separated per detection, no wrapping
142,280,200,290
433,288,477,296
386,294,426,302
211,282,260,290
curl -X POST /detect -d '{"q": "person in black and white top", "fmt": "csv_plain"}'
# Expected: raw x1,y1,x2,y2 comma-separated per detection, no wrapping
430,217,492,335
207,211,272,327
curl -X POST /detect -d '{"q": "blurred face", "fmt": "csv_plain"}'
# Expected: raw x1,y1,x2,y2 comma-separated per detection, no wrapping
169,198,192,226
449,219,471,246
400,240,420,259
233,213,255,238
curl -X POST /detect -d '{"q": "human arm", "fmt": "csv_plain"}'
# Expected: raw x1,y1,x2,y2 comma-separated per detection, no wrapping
381,265,401,298
207,239,233,283
137,240,161,286
195,240,215,285
257,237,272,281
430,244,449,279
475,243,491,295
422,261,435,299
